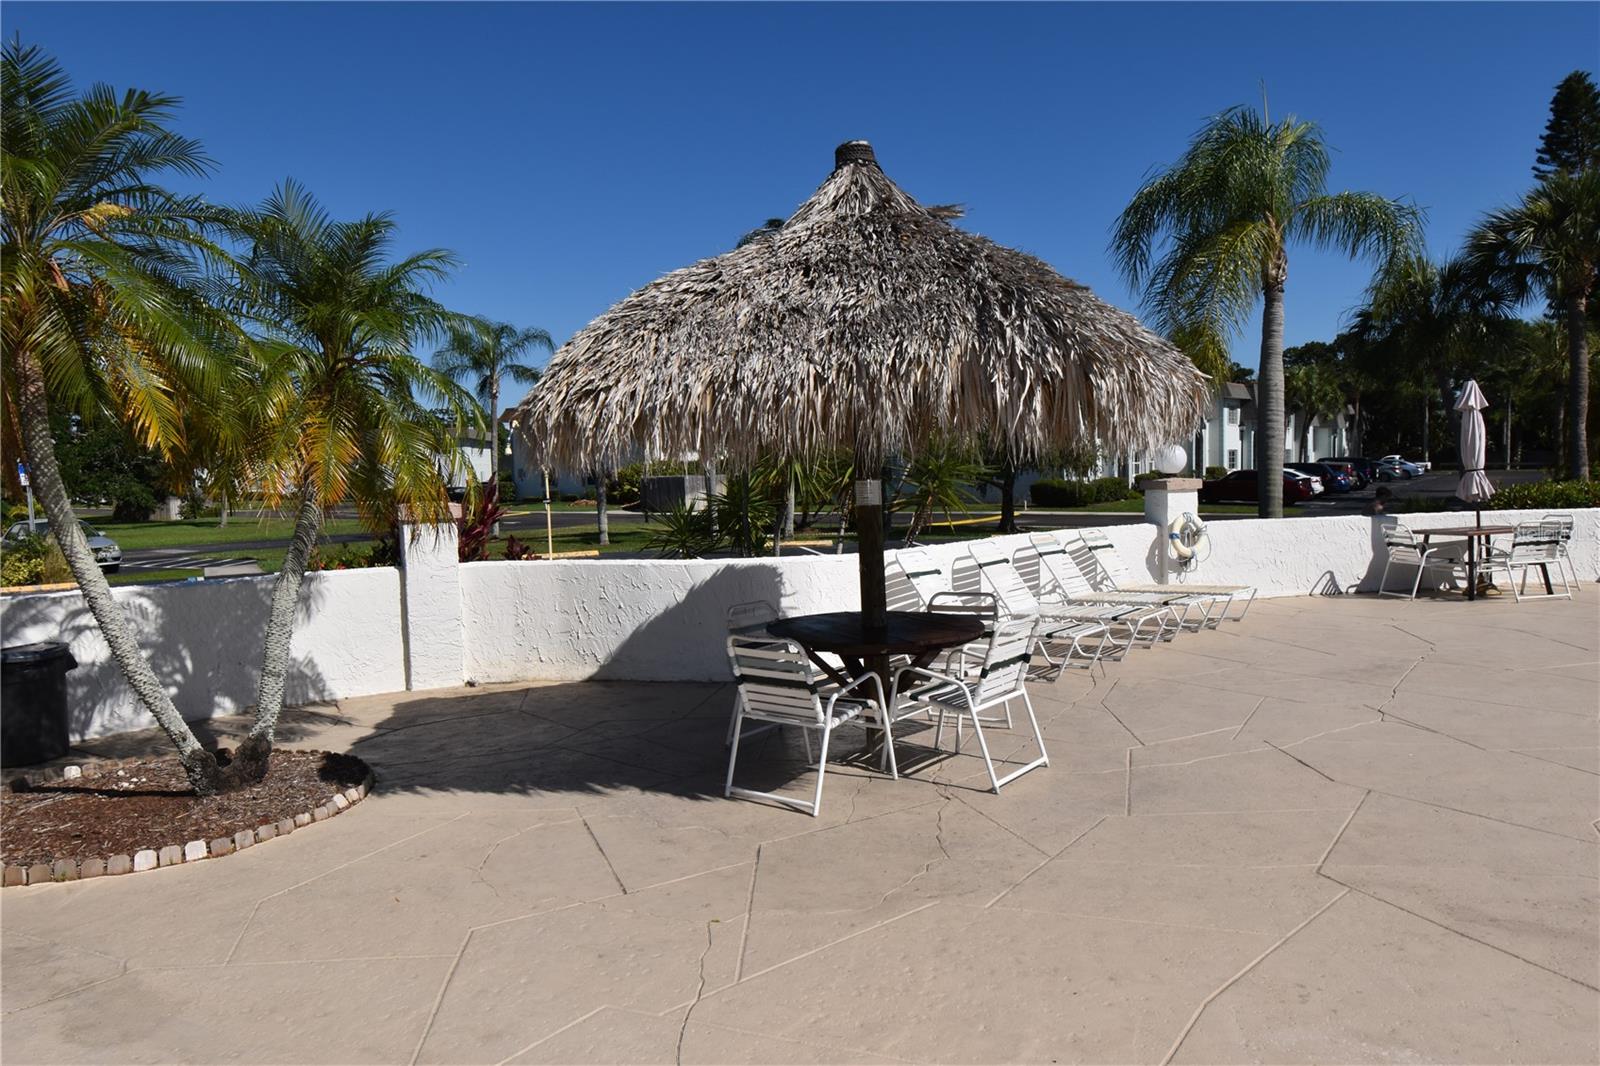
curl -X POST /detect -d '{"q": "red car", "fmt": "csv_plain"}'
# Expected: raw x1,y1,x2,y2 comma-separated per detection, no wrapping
1199,470,1316,504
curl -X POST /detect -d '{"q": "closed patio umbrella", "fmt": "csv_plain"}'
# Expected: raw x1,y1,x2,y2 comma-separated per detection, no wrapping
513,140,1209,633
1455,379,1494,525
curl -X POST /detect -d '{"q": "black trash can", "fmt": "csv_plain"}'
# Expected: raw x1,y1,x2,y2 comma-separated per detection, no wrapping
2,642,78,767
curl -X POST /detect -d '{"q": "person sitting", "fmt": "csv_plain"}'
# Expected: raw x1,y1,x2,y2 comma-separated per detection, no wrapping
1365,486,1393,516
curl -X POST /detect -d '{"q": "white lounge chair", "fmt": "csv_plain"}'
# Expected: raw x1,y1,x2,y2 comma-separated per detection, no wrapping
724,635,887,817
964,540,1134,667
1068,529,1256,623
890,617,1047,793
1020,533,1215,634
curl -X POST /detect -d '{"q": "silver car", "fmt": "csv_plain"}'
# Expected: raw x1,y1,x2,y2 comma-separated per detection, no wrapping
2,519,122,572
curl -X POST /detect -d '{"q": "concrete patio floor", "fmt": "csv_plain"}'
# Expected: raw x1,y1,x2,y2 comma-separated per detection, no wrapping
2,594,1596,1064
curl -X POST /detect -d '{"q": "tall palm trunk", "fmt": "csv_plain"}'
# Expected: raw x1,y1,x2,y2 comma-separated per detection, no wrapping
14,349,223,793
1566,294,1590,480
488,377,501,537
1257,280,1286,518
782,480,796,538
595,472,609,545
236,489,324,782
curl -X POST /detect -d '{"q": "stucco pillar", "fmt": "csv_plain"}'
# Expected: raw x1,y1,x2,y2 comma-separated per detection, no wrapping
1142,478,1202,583
399,506,464,690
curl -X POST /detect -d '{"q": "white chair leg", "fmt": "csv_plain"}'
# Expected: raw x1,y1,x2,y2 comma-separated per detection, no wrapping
1379,554,1395,596
801,727,814,766
880,703,899,780
963,703,1003,794
810,722,833,818
1409,561,1424,600
723,710,745,797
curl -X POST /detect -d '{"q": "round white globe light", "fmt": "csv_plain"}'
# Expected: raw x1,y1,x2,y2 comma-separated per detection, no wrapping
1154,444,1188,476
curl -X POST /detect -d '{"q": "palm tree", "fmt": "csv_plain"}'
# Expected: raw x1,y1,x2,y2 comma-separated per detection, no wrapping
222,180,478,782
1466,170,1599,479
1111,105,1422,517
1283,362,1344,461
1353,256,1516,455
434,317,551,490
1,41,240,793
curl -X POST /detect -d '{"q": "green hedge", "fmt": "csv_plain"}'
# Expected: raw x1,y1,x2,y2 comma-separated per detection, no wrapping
1488,480,1600,510
1030,477,1138,508
1204,466,1228,481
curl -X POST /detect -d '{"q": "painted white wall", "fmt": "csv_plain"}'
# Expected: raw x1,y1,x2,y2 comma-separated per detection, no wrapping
0,568,405,741
5,507,1593,741
399,521,465,690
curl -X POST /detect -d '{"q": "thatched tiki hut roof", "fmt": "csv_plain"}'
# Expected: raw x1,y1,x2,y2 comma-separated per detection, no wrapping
514,140,1208,632
516,140,1207,473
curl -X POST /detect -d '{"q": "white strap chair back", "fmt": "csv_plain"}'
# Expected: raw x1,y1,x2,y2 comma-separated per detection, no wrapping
1383,523,1425,560
1024,532,1097,597
974,618,1035,705
727,637,830,728
1510,522,1562,564
1079,528,1135,583
967,540,1042,618
886,548,947,611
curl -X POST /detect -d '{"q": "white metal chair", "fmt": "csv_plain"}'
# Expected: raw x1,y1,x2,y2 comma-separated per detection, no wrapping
1485,522,1573,602
1021,533,1212,634
725,600,783,746
964,541,1127,668
1541,514,1578,590
1377,524,1463,599
724,635,887,817
890,617,1047,793
1068,529,1257,623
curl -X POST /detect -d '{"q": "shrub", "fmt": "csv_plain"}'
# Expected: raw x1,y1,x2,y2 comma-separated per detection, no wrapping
1133,469,1165,484
1,534,72,587
1488,479,1600,510
1030,477,1137,508
645,502,719,558
1204,466,1228,481
310,536,398,571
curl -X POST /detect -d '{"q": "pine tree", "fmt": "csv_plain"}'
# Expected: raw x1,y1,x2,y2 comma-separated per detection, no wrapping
1534,71,1600,180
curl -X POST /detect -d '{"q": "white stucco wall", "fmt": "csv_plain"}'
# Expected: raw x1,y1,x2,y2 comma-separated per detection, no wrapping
458,555,860,683
0,567,405,741
4,507,1593,741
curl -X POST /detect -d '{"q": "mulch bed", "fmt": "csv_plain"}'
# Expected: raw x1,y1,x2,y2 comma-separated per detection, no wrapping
2,750,368,869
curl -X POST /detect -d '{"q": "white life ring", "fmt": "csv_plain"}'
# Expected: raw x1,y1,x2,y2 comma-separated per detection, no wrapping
1168,512,1209,567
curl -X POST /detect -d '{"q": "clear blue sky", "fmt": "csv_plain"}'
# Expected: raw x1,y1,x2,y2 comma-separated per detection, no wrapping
10,2,1598,412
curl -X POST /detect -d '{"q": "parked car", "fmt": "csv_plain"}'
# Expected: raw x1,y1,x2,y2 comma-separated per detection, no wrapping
1374,457,1416,480
1317,458,1367,488
2,519,122,572
1380,455,1427,477
1288,462,1354,493
1199,470,1316,504
1284,469,1325,495
1322,456,1379,484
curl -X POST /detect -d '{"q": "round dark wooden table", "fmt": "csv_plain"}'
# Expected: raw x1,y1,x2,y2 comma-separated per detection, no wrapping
767,610,985,690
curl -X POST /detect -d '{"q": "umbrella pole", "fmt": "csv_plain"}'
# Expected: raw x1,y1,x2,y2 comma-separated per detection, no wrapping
854,474,888,633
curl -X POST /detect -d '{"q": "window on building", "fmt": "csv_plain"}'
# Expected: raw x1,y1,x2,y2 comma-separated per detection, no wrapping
1227,448,1239,469
1225,406,1239,425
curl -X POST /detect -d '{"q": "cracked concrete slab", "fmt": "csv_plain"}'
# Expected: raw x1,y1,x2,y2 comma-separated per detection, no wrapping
1167,891,1598,1065
3,594,1594,1064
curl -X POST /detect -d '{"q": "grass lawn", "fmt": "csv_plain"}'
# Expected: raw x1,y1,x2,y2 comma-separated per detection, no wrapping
92,516,373,550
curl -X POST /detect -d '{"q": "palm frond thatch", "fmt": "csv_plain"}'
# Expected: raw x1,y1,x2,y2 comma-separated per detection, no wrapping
514,141,1209,471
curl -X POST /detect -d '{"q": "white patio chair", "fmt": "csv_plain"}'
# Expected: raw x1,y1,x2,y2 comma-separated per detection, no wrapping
1020,533,1215,634
890,617,1047,793
1541,514,1578,590
964,541,1128,668
1377,524,1464,599
1069,529,1256,623
1485,522,1573,602
724,600,784,745
724,635,888,817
